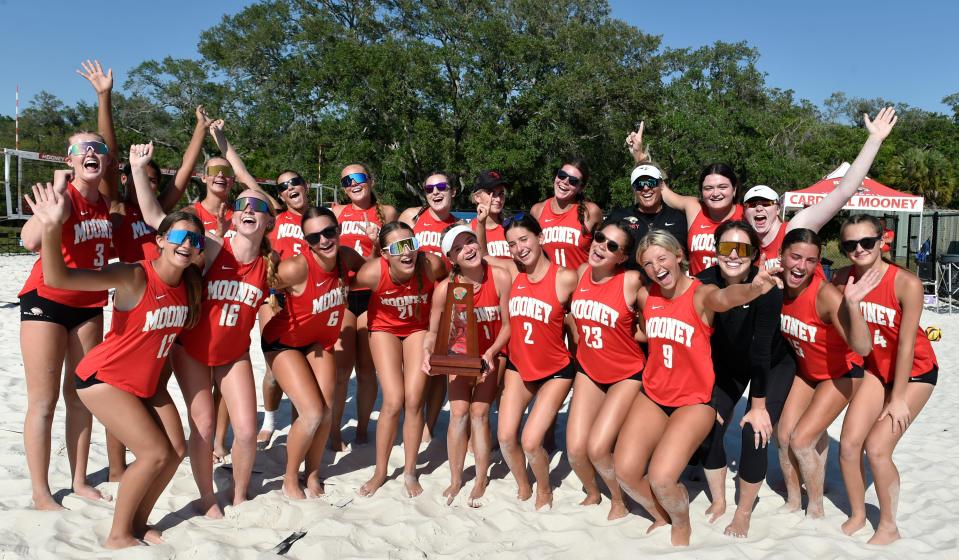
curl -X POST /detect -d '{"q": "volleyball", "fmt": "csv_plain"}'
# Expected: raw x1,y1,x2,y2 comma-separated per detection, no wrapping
926,326,942,342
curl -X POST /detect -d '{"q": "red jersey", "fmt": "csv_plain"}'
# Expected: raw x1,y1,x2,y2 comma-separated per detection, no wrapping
688,204,744,275
20,183,112,308
761,221,788,271
368,258,434,337
413,208,457,257
336,203,380,258
76,260,189,397
193,201,234,238
270,210,305,261
507,263,571,381
643,280,714,407
178,238,268,366
781,275,863,382
572,268,646,384
857,266,937,383
449,265,504,354
471,220,511,260
539,199,591,269
113,202,159,263
262,253,346,350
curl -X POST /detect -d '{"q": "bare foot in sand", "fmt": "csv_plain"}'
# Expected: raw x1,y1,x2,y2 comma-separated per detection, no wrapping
468,478,488,508
806,501,824,519
32,493,65,511
608,499,629,521
724,509,752,538
139,526,164,545
104,534,142,549
535,490,553,511
579,493,601,507
841,515,866,535
256,429,273,446
516,484,533,501
194,495,224,519
646,519,668,534
705,500,726,523
74,483,111,502
868,526,901,545
358,474,387,497
444,479,463,505
404,473,424,498
305,472,325,498
282,477,307,500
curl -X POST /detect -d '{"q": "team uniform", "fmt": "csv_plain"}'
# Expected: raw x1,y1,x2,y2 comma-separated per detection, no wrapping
780,275,864,382
688,204,744,275
697,265,795,483
506,263,573,382
760,222,788,270
412,208,457,258
20,183,112,327
642,280,715,412
193,201,235,238
113,202,159,263
463,265,504,354
178,238,268,366
262,253,347,353
336,203,381,316
471,220,511,260
539,199,591,269
857,265,938,384
75,260,189,397
367,258,434,338
570,268,645,388
270,210,305,261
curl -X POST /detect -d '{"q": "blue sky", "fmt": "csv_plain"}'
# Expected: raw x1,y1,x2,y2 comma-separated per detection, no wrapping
1,1,956,119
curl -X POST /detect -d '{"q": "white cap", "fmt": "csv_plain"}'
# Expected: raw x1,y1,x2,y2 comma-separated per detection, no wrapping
441,224,476,257
743,185,780,202
630,164,662,184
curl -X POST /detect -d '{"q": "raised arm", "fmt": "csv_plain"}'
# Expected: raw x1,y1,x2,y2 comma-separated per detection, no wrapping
129,143,168,229
26,183,140,295
701,257,783,313
209,120,282,210
789,107,898,232
77,60,118,203
625,121,699,218
158,105,213,212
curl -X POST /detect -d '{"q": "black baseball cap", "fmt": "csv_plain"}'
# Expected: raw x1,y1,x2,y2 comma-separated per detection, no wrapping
472,169,509,192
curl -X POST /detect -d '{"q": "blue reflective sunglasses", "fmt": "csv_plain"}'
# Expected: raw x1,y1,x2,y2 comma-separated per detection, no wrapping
503,211,527,228
341,172,369,189
166,229,205,249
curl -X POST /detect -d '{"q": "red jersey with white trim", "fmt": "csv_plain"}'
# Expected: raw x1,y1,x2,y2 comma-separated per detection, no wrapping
761,221,788,271
507,263,571,381
539,199,591,269
368,258,434,337
413,209,457,257
449,265,504,354
336,203,380,258
688,204,744,275
20,183,112,308
179,238,268,366
262,253,346,350
858,266,937,383
76,260,188,397
193,201,235,238
471,220,511,260
114,202,159,263
643,280,714,407
269,210,305,261
781,275,863,382
572,268,646,384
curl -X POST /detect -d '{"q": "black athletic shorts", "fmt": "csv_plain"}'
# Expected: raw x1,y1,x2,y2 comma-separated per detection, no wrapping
20,289,102,331
908,365,939,386
348,289,372,316
586,369,643,393
261,337,313,355
74,372,105,391
507,358,576,388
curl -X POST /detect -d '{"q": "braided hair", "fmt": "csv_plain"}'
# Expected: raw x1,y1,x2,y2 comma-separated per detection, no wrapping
564,158,591,235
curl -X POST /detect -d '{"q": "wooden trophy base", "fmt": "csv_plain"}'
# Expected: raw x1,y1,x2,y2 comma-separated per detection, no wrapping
429,354,483,377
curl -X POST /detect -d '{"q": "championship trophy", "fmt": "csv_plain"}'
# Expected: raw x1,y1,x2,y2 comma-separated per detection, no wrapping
429,282,485,376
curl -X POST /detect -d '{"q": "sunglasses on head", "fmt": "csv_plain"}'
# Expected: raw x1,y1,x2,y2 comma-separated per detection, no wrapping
206,165,235,178
556,169,582,187
502,211,526,228
385,236,421,256
840,236,881,254
423,182,450,194
67,141,109,156
277,176,305,193
593,230,622,253
717,241,755,258
632,177,661,191
165,229,205,250
233,196,271,213
305,225,339,245
745,199,777,209
341,172,369,189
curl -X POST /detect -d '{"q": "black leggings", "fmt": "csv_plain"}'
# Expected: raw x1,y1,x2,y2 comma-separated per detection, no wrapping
702,359,795,484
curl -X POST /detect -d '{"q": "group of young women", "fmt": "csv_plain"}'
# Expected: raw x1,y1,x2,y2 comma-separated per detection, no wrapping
17,63,938,550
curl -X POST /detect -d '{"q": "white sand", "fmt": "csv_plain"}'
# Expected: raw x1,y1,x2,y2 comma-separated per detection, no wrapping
1,253,957,559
